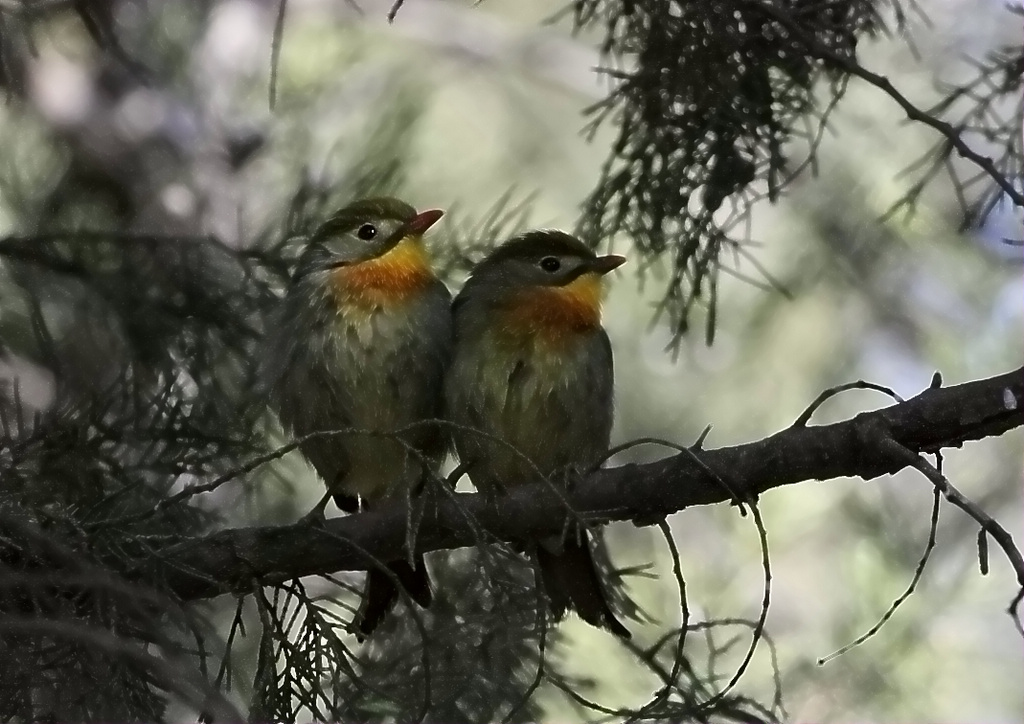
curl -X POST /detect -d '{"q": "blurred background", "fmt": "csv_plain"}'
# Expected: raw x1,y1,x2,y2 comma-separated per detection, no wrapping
0,0,1021,721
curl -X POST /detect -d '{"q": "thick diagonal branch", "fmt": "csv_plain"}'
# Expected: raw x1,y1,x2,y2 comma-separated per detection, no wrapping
144,367,1024,600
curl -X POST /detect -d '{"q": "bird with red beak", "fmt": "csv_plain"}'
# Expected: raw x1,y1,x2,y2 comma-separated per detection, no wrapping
444,229,630,638
267,197,452,639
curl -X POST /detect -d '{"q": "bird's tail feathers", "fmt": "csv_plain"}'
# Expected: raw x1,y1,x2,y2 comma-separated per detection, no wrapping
356,555,432,640
535,537,631,639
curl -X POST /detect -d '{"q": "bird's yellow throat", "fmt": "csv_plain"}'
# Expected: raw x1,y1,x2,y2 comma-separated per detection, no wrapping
329,236,434,307
505,272,605,337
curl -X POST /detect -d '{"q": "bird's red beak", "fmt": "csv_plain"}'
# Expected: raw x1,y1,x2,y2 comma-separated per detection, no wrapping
588,254,627,274
402,209,444,236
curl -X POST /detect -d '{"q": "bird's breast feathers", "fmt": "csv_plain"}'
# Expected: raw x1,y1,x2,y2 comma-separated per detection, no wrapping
447,324,613,488
501,272,604,341
328,236,434,309
281,275,450,500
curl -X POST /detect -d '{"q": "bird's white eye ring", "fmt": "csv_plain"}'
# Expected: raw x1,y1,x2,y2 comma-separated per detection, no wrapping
357,223,377,240
539,256,561,272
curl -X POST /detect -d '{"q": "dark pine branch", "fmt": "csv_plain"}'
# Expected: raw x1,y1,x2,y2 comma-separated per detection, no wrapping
145,366,1024,605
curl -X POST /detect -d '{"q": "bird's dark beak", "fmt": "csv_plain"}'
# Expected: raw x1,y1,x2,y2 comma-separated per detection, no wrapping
401,209,444,237
588,254,627,275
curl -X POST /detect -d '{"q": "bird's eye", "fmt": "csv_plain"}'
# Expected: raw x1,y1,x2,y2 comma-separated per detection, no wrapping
539,256,561,273
357,223,377,240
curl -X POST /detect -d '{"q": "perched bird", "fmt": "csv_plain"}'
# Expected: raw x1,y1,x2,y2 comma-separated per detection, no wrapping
266,197,452,638
444,230,630,638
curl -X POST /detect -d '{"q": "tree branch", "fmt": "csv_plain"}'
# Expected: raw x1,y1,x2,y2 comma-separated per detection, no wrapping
749,0,1024,209
143,366,1024,601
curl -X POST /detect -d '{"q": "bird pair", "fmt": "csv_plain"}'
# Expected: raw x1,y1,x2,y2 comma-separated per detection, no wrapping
266,197,629,640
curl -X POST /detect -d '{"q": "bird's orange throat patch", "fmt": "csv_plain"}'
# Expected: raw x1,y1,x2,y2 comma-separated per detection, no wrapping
503,272,605,339
328,236,435,308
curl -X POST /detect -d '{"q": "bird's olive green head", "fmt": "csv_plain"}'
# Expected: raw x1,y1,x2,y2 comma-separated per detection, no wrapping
294,197,443,279
462,230,626,297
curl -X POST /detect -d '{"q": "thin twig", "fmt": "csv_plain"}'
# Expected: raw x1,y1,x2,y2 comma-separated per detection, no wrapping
872,428,1024,633
818,483,942,665
701,501,772,714
793,381,905,428
269,0,288,110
